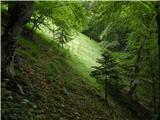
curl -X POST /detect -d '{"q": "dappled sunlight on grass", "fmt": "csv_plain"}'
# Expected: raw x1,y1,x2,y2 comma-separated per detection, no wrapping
65,32,102,88
37,25,103,88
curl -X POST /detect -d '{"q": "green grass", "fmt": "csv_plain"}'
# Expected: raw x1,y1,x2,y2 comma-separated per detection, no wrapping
65,32,102,88
36,25,103,89
10,31,109,120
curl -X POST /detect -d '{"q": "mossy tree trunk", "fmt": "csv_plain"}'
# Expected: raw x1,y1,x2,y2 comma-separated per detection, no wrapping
1,1,33,78
156,2,160,119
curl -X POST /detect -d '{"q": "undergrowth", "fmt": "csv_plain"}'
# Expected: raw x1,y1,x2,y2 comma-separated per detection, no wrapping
2,28,139,120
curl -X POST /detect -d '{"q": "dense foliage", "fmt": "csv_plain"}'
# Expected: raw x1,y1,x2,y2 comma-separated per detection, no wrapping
31,1,88,45
1,1,160,120
90,50,121,87
89,1,160,116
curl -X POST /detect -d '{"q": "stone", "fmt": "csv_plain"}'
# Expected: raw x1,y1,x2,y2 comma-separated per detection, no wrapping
22,99,30,105
8,95,13,100
17,84,24,95
63,87,69,96
61,104,65,107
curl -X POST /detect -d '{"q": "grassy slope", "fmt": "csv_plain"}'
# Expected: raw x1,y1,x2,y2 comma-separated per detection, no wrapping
38,25,102,88
2,33,108,120
2,28,138,120
66,32,102,88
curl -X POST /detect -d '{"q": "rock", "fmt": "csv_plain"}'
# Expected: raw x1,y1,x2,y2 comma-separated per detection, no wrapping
17,84,24,95
73,111,80,116
3,78,10,82
1,88,12,95
8,96,13,100
1,78,9,88
61,104,65,108
60,117,64,120
22,99,30,105
32,104,37,109
63,87,69,96
22,99,37,109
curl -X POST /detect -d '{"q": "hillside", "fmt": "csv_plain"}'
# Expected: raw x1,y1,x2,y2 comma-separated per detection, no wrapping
2,1,160,120
2,28,138,120
38,26,102,88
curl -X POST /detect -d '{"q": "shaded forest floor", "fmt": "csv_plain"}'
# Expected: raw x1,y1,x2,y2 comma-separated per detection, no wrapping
1,27,145,120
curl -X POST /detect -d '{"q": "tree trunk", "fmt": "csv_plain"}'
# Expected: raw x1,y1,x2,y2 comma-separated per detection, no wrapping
151,75,157,113
147,49,157,113
109,84,151,120
105,79,109,105
128,39,146,96
150,65,157,114
156,2,160,119
1,1,33,78
31,15,45,33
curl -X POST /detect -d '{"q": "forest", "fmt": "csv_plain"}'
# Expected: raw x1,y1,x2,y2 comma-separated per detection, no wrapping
1,1,160,120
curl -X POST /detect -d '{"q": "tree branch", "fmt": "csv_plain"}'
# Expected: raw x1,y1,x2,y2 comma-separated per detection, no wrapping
141,1,157,13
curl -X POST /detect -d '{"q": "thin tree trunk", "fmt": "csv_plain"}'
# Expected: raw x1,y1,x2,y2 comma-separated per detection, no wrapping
31,15,43,31
151,74,157,113
147,50,157,113
128,39,146,96
105,79,109,105
1,1,33,78
31,15,45,39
